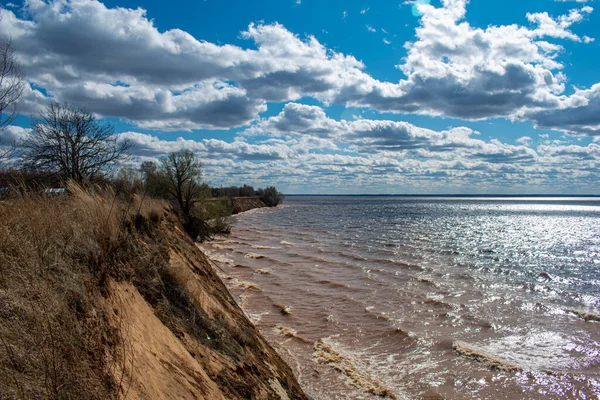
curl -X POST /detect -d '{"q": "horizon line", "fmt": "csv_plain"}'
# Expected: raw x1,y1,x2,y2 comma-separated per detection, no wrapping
282,194,600,197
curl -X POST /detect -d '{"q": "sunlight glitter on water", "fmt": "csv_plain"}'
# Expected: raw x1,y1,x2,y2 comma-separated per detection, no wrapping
201,196,600,399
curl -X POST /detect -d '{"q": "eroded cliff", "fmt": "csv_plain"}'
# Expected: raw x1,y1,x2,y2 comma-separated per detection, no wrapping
0,187,305,400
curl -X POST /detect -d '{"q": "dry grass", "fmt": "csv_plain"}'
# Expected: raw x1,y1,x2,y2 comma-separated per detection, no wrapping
0,183,166,399
0,182,309,400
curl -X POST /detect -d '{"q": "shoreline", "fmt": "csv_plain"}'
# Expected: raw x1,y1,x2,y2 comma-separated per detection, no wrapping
198,205,410,400
231,197,269,214
199,245,406,400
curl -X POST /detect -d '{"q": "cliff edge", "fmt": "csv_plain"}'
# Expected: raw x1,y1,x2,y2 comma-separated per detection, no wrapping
0,187,305,399
232,197,268,214
108,221,306,399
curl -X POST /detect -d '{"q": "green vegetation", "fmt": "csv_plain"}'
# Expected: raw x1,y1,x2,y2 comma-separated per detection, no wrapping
260,186,285,207
114,151,284,240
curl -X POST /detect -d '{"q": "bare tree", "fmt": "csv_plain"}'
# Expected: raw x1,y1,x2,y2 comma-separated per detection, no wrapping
0,37,25,167
0,137,16,168
158,150,207,217
21,102,132,184
0,38,25,132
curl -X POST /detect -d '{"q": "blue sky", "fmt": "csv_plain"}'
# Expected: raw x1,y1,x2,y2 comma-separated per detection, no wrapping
1,0,599,194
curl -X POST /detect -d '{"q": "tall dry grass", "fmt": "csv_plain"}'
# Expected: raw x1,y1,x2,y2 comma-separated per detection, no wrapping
0,183,166,399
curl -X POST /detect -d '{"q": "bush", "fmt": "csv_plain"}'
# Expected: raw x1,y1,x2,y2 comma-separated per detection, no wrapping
184,198,232,241
261,186,284,207
112,167,144,199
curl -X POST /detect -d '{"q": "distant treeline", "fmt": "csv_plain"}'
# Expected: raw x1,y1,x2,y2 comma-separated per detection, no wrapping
212,184,266,199
0,157,284,242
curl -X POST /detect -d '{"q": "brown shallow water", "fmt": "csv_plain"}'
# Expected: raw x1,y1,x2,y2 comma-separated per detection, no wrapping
199,196,600,399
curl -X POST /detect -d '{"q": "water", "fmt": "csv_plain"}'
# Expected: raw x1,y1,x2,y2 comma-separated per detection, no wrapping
199,196,600,399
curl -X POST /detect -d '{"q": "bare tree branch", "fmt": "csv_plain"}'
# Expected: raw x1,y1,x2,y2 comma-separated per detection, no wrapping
21,102,132,184
0,137,16,168
159,150,205,217
0,37,25,132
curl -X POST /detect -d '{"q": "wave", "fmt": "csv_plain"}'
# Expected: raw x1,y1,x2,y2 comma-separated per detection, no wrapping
222,239,251,246
252,244,282,250
245,252,267,259
317,279,353,290
453,341,522,372
372,258,425,271
565,308,600,322
286,252,334,264
313,339,398,399
197,248,235,266
273,303,292,315
423,298,454,310
255,268,272,275
416,276,436,286
234,279,261,291
460,314,493,329
316,248,369,262
273,324,312,344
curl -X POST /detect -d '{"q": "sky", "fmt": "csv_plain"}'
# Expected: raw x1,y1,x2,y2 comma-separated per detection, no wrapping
1,0,599,194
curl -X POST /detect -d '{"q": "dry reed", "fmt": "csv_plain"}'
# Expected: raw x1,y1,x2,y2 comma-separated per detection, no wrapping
0,182,166,399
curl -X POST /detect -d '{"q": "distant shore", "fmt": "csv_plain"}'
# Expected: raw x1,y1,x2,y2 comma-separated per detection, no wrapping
284,193,600,198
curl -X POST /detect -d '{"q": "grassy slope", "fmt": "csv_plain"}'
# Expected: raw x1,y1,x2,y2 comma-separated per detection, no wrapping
0,185,306,399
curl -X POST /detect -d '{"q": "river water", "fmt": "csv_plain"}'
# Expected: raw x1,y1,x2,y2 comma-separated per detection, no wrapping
199,196,600,399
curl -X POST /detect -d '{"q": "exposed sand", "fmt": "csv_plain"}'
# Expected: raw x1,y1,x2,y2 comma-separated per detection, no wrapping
103,214,306,399
106,281,227,400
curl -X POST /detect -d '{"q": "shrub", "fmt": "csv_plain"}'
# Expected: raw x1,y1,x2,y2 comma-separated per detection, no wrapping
185,198,232,242
261,186,284,207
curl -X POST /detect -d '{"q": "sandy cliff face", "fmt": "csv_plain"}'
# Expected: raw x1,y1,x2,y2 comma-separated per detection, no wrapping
105,222,306,400
232,197,268,214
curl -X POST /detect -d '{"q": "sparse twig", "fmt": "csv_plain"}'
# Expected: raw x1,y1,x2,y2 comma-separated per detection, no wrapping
0,334,26,399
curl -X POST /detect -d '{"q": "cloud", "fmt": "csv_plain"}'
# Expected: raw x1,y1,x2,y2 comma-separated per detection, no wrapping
526,83,600,136
247,102,348,138
62,81,266,131
516,136,532,145
538,142,600,159
337,0,595,123
248,103,540,165
118,131,295,160
1,2,365,129
0,125,32,144
583,35,595,43
110,117,598,193
1,0,599,136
